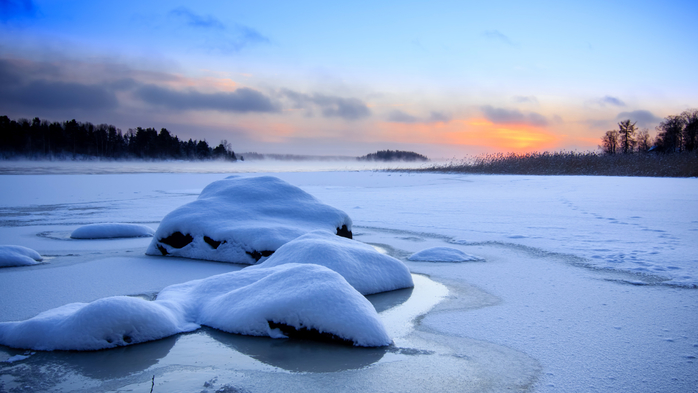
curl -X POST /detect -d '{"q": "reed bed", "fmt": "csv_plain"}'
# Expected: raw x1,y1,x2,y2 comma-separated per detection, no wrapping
410,151,698,177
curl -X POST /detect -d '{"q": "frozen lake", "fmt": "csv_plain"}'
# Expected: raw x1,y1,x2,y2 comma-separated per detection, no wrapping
1,163,697,392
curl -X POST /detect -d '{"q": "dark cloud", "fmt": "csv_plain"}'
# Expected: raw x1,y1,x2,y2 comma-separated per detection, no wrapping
481,105,548,127
387,109,418,123
616,110,662,128
0,0,37,22
281,90,371,120
135,85,279,113
599,95,625,107
0,58,117,111
170,7,224,29
483,30,517,46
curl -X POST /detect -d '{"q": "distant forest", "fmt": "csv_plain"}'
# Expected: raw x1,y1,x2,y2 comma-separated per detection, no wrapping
358,150,429,162
0,115,237,161
600,109,697,154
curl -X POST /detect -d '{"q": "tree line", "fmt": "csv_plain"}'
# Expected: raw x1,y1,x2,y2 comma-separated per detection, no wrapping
0,115,237,161
601,109,698,154
358,150,429,162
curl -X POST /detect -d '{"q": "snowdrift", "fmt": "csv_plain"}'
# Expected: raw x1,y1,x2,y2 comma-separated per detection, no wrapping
0,245,43,267
0,264,391,351
253,231,413,295
70,223,155,239
146,176,353,264
408,247,482,262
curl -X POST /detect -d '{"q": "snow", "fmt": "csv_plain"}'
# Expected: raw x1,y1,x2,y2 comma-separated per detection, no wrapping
0,264,390,351
0,245,42,267
70,223,155,239
1,168,697,393
146,176,352,264
253,230,413,295
408,247,482,262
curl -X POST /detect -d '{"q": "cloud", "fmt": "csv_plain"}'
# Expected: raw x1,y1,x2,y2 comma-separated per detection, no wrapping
169,7,270,52
386,109,451,124
483,30,517,46
170,7,224,29
0,58,117,111
616,110,662,128
512,95,538,104
134,85,279,113
598,95,625,107
387,109,418,123
428,111,451,123
281,90,371,120
0,0,37,22
481,105,548,127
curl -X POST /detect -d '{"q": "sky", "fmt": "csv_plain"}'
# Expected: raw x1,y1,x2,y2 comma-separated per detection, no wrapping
1,0,697,158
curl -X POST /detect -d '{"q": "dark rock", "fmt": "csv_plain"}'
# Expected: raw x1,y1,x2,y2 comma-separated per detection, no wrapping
267,321,354,346
204,236,222,249
156,244,168,256
246,250,275,262
336,225,352,239
158,232,193,248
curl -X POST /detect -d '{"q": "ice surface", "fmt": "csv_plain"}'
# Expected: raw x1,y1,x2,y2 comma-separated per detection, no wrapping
408,246,482,262
253,230,414,295
146,176,352,264
70,223,155,239
1,168,697,393
0,264,390,351
0,245,42,267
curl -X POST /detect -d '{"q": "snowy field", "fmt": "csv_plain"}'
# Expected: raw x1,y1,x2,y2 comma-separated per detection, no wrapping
0,163,697,392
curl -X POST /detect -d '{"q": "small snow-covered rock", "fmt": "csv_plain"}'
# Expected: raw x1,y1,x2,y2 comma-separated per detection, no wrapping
408,247,482,262
0,245,42,267
0,264,391,351
253,231,413,295
70,223,155,239
146,176,353,264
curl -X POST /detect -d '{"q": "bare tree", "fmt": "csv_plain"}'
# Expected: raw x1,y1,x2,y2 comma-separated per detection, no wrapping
656,115,685,153
681,109,698,152
617,119,637,154
601,130,619,154
636,128,652,152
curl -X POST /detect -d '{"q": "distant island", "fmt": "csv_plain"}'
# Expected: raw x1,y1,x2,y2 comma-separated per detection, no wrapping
358,150,429,162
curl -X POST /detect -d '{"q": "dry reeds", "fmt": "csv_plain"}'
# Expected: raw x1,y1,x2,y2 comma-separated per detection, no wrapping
411,151,698,177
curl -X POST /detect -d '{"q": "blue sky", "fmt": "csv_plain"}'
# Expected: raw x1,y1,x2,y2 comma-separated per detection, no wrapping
1,0,697,157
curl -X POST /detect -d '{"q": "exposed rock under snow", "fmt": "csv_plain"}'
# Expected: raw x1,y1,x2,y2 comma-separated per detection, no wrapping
253,231,413,295
0,264,391,351
146,176,353,264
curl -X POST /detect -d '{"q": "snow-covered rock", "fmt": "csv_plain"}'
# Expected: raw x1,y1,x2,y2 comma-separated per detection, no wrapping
70,223,155,239
408,247,482,262
253,231,413,295
0,264,391,351
146,176,353,264
0,245,42,267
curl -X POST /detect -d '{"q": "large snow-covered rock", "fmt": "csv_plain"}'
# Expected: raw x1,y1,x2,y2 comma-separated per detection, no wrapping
71,223,155,239
408,247,482,262
0,245,43,267
0,264,391,351
146,176,353,264
253,231,413,295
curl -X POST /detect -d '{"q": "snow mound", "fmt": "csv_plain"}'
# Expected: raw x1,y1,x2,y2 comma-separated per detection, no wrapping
408,247,482,262
70,223,155,239
0,245,42,267
146,176,353,264
0,264,390,351
253,231,414,295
